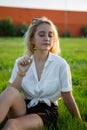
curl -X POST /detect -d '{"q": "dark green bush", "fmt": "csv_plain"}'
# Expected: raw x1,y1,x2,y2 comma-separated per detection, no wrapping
0,20,3,36
0,18,28,37
64,31,71,37
0,18,16,36
16,23,28,36
81,26,87,37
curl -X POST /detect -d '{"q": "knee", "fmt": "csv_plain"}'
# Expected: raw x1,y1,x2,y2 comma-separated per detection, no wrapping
2,119,18,130
6,86,20,99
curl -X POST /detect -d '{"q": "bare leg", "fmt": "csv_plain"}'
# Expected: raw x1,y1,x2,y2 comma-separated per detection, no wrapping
2,114,44,130
0,86,26,123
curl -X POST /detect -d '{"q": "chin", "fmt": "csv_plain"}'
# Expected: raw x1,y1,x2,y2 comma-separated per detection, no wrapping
42,48,50,51
42,46,50,50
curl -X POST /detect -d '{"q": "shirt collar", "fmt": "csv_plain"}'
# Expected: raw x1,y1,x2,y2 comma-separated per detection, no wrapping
44,52,55,68
31,52,55,81
31,52,55,65
47,52,55,62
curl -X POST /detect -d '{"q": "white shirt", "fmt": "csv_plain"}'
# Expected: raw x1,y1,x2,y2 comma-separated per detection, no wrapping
9,52,72,108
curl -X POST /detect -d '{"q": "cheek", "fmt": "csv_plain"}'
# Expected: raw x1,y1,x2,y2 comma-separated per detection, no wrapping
50,40,54,48
32,37,40,47
50,38,54,44
33,35,40,42
35,37,43,45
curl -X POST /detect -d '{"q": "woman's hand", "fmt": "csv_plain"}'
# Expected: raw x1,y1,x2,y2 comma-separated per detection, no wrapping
17,56,33,76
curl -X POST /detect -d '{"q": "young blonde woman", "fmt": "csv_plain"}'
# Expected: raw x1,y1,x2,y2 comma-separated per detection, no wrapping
0,17,82,130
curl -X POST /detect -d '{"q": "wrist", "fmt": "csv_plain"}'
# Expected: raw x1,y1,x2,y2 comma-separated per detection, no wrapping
17,71,26,77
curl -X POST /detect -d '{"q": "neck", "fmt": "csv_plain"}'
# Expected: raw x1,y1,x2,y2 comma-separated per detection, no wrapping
33,51,49,63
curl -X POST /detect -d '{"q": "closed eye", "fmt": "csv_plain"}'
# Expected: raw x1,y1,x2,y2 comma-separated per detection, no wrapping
48,33,53,37
38,31,45,37
38,31,53,37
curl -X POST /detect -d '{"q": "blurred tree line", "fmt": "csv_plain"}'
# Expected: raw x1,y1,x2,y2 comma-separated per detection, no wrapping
0,18,87,37
0,18,28,37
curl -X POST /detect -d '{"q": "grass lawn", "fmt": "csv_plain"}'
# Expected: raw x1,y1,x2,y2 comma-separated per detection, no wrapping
0,37,87,129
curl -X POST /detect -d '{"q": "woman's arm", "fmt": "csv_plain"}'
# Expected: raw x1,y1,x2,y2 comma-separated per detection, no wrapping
10,73,25,89
61,91,82,121
10,56,32,89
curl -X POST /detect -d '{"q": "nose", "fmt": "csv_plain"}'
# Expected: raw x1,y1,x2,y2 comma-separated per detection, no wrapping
44,35,49,41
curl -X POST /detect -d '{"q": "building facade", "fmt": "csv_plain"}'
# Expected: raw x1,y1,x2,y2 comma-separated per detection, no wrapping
0,6,87,37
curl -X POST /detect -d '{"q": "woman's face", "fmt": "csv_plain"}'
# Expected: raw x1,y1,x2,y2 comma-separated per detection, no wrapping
32,23,54,52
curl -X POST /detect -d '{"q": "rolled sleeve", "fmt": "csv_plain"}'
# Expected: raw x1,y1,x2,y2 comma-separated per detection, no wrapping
60,62,72,92
9,60,18,84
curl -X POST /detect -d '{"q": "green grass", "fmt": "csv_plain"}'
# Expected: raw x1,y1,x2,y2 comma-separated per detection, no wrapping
0,37,87,129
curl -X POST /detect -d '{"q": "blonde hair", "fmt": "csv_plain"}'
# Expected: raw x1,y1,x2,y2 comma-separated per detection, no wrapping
24,16,61,56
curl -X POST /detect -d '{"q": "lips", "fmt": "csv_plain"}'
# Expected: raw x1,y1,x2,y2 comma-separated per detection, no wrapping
42,43,50,46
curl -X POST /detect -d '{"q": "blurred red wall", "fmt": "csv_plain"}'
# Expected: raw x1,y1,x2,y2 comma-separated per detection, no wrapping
0,6,87,37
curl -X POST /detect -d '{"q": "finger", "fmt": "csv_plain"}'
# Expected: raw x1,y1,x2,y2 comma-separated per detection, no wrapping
24,56,33,64
18,56,33,67
21,60,29,66
28,59,32,63
18,59,27,66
